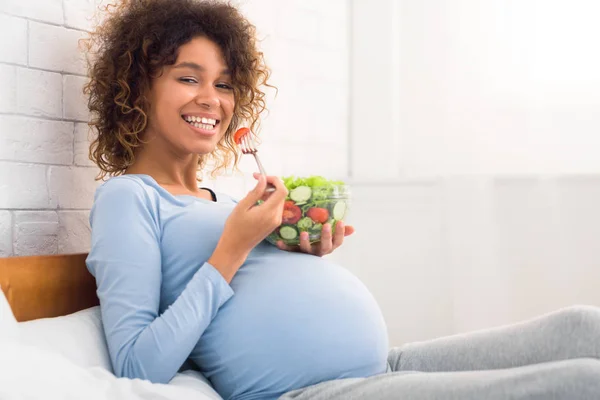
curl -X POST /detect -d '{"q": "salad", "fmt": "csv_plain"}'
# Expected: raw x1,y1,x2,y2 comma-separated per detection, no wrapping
266,175,349,246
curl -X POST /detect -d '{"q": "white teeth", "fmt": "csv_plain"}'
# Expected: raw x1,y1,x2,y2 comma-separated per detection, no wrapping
183,116,217,126
197,123,214,130
187,120,215,130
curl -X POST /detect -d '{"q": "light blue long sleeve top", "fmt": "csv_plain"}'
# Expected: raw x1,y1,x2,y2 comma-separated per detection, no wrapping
86,174,388,400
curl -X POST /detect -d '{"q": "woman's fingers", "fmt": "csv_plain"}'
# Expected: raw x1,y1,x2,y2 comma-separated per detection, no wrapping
299,231,313,254
332,221,345,249
254,174,287,208
239,174,267,209
318,224,333,255
277,223,349,256
344,225,355,236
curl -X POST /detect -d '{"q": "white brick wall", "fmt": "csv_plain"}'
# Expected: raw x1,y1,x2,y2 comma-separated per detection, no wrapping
17,68,63,118
74,123,95,166
0,0,352,256
0,211,12,257
0,0,63,25
29,22,87,75
63,75,90,120
0,65,17,113
58,211,91,253
63,0,106,31
0,14,28,65
0,116,73,164
0,162,51,210
0,1,104,256
13,211,59,255
49,166,100,209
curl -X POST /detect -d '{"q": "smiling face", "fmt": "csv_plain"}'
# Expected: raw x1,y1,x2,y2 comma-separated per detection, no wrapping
144,36,235,157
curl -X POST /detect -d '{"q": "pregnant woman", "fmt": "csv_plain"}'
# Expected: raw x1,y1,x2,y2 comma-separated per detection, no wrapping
84,1,600,399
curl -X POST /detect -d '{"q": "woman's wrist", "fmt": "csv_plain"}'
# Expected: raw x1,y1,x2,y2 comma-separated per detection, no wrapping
207,240,248,283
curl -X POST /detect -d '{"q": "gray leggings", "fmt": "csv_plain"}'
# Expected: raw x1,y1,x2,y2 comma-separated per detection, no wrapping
279,305,600,399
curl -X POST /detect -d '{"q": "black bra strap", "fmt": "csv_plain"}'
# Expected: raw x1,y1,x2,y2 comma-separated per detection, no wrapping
201,187,217,202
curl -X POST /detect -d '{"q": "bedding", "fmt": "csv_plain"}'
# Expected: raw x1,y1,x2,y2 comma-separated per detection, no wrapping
0,340,222,400
0,288,18,341
18,306,112,371
0,299,223,400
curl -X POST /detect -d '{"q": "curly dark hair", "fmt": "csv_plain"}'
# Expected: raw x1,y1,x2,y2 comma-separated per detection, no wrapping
82,0,272,180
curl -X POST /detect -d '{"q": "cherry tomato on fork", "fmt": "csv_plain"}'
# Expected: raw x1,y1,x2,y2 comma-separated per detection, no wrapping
234,127,250,144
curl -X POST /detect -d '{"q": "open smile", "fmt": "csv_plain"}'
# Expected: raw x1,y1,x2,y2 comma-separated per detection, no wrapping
181,114,221,135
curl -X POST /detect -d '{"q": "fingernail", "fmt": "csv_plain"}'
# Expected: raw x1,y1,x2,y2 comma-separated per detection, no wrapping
324,224,331,232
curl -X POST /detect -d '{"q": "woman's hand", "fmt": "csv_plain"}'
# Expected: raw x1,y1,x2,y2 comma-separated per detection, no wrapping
276,221,355,257
209,173,287,281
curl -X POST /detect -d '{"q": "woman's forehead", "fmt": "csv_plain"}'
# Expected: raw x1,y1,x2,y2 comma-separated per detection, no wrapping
175,37,228,70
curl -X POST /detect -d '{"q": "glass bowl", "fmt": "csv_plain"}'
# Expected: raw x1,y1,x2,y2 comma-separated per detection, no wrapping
266,181,350,246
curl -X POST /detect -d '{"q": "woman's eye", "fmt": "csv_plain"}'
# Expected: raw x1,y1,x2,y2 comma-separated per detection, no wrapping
179,77,198,84
216,83,234,90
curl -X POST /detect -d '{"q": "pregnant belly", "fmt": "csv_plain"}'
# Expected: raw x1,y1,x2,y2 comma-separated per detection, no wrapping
193,249,389,400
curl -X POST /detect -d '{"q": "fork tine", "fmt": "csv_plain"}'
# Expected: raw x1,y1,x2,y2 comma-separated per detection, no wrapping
236,129,274,191
240,134,248,153
243,134,254,153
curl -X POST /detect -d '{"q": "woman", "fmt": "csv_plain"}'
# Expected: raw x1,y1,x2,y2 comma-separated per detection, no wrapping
84,1,600,399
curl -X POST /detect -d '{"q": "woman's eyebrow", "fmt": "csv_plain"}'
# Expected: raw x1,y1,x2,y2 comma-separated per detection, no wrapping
172,61,230,75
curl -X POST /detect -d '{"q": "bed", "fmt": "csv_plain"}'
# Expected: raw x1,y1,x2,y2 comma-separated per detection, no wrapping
0,253,224,400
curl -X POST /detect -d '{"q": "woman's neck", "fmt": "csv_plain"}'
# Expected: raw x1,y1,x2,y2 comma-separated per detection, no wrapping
125,137,203,195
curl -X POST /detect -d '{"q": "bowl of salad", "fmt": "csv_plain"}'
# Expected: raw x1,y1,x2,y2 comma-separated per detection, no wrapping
266,175,350,246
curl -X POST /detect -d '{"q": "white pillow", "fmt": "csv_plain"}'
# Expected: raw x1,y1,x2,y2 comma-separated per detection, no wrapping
0,340,222,400
14,304,223,400
18,306,113,372
0,288,18,342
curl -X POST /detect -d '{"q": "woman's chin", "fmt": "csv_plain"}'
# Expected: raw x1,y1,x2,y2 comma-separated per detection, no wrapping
178,133,223,156
189,144,218,156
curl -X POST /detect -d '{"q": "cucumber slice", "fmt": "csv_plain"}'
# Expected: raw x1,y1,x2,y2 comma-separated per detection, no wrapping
332,201,347,220
279,225,298,240
289,186,312,203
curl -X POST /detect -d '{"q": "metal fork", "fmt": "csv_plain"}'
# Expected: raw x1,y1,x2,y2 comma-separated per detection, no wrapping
239,132,276,192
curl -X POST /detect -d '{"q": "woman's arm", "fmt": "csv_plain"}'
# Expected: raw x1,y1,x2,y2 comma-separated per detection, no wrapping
86,178,233,384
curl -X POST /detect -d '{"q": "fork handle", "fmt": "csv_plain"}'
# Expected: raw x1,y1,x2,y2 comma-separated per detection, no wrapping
252,153,276,192
252,153,267,176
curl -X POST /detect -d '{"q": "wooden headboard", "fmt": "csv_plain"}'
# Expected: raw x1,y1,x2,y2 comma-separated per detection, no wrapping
0,253,99,322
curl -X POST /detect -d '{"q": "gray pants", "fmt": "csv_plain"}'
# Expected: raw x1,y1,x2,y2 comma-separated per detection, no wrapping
279,305,600,399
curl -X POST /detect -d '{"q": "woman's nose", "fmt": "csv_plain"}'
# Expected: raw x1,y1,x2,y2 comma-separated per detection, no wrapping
194,85,220,109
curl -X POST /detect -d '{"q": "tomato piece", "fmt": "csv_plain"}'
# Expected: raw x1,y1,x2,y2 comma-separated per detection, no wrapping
233,127,250,145
307,207,329,224
282,201,302,224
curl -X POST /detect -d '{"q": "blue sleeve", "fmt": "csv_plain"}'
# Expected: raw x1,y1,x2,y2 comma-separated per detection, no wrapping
86,178,234,384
